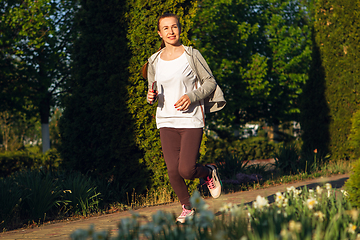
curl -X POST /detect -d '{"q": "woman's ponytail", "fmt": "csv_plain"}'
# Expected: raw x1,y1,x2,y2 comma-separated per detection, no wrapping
141,62,148,79
158,39,165,51
141,40,165,79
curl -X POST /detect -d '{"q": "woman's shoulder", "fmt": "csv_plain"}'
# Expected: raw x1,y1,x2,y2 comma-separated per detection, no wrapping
148,49,163,63
185,47,206,64
183,45,203,58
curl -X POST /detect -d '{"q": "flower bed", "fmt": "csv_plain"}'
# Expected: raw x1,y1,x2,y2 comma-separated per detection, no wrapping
70,183,359,240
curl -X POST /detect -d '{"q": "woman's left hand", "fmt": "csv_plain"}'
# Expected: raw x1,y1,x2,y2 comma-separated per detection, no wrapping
175,94,191,111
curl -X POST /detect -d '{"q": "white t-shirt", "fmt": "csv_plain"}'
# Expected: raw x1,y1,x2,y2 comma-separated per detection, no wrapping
155,52,204,129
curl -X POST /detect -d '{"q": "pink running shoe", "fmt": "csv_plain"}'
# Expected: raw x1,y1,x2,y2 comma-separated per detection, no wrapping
176,205,195,223
204,165,222,198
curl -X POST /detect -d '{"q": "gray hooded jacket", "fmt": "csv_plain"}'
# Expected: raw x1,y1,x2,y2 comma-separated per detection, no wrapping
147,45,226,113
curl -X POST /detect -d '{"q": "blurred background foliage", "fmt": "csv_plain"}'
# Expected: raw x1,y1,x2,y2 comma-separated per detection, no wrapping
1,0,360,231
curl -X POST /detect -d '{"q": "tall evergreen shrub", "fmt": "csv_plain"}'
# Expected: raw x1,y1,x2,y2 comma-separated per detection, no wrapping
59,0,148,193
60,0,200,196
348,109,360,159
344,159,360,209
313,0,360,160
125,0,199,193
300,30,330,157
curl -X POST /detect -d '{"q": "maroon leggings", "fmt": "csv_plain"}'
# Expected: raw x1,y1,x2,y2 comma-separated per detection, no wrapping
160,127,209,207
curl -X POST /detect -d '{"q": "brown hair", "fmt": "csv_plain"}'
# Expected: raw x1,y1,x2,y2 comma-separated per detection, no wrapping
157,13,181,31
141,13,181,79
158,13,181,49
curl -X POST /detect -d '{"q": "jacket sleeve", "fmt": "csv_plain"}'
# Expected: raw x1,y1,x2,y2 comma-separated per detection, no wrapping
147,60,157,104
186,49,217,103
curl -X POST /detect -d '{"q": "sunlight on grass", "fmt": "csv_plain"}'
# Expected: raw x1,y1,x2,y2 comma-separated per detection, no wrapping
127,188,174,209
124,159,355,209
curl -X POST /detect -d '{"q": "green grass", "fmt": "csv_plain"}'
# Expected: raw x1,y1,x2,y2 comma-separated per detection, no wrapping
239,159,354,192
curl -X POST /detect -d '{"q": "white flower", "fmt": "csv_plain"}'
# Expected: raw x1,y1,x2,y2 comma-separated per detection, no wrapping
316,185,323,195
323,183,333,197
341,190,349,197
287,186,296,193
190,190,207,211
283,198,289,207
253,195,269,210
306,197,318,210
275,192,285,203
220,203,234,213
286,186,301,198
327,190,332,198
314,211,325,221
275,192,286,208
348,224,357,234
289,220,302,233
294,189,302,197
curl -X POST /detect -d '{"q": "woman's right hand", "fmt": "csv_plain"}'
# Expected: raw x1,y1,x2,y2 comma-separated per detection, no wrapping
147,89,158,103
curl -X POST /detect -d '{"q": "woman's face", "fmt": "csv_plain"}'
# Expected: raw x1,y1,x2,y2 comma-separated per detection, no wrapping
157,17,181,46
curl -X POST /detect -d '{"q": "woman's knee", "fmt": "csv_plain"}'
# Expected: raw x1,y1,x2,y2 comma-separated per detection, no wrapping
167,168,181,178
178,166,195,180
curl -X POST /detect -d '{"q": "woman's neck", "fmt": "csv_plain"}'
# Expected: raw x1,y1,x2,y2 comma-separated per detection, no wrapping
164,43,182,52
161,44,184,61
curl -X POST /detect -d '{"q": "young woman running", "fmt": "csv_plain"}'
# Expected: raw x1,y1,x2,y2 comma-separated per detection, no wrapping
146,13,226,223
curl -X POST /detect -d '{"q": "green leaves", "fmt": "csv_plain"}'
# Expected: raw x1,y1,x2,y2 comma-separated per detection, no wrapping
2,0,52,52
1,0,78,154
244,53,269,97
191,0,312,127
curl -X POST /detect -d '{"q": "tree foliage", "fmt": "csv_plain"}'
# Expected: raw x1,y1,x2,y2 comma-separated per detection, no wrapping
191,0,312,131
0,0,78,151
0,0,47,114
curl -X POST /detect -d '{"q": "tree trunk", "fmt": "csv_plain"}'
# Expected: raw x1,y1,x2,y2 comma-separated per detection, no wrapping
41,123,50,152
273,124,280,143
40,93,51,153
